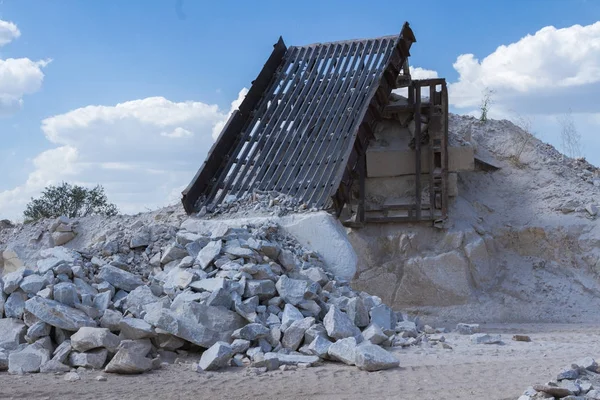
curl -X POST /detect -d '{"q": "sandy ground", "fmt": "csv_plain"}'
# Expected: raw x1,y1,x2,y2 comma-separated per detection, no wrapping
1,323,599,400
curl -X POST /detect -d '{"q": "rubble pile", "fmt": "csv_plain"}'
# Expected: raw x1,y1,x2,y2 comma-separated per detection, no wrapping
518,357,600,399
202,190,315,219
0,213,446,376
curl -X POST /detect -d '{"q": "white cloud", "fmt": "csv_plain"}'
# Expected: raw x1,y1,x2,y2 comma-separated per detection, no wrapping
0,19,20,47
445,22,600,165
449,22,600,110
0,19,50,115
160,127,193,138
409,66,438,80
0,93,247,220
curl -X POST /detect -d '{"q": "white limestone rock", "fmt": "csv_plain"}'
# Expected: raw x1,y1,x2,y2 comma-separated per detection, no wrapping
327,337,357,365
71,327,121,353
354,343,399,371
323,306,361,340
197,341,233,371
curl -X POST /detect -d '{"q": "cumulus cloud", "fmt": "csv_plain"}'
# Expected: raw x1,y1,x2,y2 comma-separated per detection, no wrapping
0,20,20,47
409,66,439,80
0,93,246,219
161,127,193,138
449,22,600,112
445,22,600,163
0,20,50,115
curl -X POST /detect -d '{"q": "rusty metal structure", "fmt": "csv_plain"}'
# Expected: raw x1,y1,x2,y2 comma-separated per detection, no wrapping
182,22,449,224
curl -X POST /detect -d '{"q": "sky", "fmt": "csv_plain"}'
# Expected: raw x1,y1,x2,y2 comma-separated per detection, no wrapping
0,0,599,220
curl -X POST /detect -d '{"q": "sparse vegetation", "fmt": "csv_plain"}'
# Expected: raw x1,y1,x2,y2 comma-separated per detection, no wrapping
558,108,582,159
479,87,495,123
24,182,118,222
509,112,536,166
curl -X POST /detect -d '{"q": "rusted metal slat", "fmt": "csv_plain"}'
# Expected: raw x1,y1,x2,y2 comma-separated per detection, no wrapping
285,41,368,200
181,38,287,213
328,23,416,213
228,44,329,199
311,38,394,207
273,43,356,194
218,45,318,203
274,45,359,192
429,83,436,218
299,35,397,48
442,82,449,218
206,46,308,207
414,84,422,220
296,39,382,206
235,45,324,194
259,44,344,192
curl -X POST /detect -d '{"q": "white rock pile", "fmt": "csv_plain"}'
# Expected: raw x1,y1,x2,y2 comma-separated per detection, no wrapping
519,357,600,399
0,214,439,376
201,190,315,219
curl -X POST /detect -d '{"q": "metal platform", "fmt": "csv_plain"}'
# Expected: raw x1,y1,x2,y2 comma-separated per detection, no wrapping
182,23,416,215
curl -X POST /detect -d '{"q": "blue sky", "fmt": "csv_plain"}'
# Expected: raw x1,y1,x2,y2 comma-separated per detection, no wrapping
0,0,599,220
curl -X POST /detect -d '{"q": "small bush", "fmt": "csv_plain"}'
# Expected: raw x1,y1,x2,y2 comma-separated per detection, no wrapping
24,182,118,222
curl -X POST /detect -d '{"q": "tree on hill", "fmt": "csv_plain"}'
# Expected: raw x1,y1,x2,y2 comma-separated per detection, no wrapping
24,182,118,222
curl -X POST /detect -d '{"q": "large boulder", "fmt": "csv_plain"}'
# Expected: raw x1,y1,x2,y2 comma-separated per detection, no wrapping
144,301,244,348
328,337,357,365
123,286,160,318
2,248,24,274
53,282,79,307
98,265,144,291
464,236,497,289
119,318,155,340
8,340,52,374
70,327,120,352
281,317,314,351
5,292,26,319
275,276,309,306
323,306,361,340
354,343,399,371
197,341,233,371
197,240,222,269
69,348,108,369
25,297,96,331
104,339,153,374
232,323,270,341
369,304,397,333
0,318,26,350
